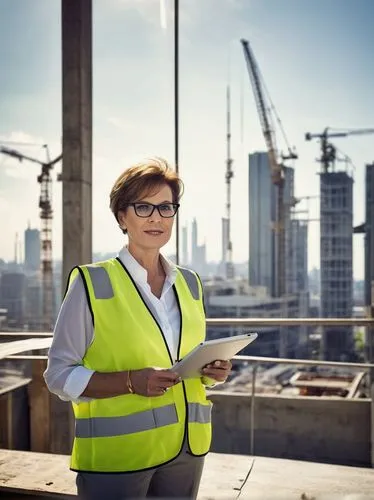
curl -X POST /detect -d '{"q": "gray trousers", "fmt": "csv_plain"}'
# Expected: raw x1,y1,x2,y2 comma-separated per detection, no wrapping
76,439,205,500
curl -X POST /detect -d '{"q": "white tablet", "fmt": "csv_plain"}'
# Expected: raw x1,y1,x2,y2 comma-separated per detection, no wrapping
170,332,258,379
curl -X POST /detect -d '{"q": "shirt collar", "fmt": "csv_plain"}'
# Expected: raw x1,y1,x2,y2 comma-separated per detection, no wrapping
118,246,177,285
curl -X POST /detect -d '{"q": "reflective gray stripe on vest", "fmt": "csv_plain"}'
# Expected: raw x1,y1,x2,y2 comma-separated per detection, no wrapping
85,266,114,299
188,403,212,424
75,404,178,438
178,267,200,300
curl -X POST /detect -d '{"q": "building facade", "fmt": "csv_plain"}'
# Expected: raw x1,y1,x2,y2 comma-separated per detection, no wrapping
181,224,188,267
24,226,40,272
248,153,301,297
0,272,26,328
320,171,353,360
248,152,275,294
364,163,374,306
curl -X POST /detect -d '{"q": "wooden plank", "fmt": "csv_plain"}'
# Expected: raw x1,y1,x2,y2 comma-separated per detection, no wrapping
0,339,52,360
0,449,75,498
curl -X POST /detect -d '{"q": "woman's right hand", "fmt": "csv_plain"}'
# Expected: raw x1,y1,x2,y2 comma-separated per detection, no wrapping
129,368,181,397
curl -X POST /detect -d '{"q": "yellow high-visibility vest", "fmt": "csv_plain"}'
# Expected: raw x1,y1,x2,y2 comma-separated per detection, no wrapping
67,257,212,473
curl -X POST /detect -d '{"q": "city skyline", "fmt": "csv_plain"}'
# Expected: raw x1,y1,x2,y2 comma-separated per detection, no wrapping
0,0,373,279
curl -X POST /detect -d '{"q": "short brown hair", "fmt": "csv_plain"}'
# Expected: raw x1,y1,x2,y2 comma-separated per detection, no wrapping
109,157,183,232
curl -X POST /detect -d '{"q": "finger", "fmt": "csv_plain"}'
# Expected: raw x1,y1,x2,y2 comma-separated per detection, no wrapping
149,388,166,397
212,360,231,368
203,368,229,380
219,360,232,369
203,365,229,373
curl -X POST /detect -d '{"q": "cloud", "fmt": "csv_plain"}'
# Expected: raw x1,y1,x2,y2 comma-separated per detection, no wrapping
116,0,166,28
0,131,60,181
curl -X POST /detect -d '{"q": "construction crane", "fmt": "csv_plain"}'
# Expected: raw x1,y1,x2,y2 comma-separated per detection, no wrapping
225,84,235,279
241,38,297,297
0,145,62,331
305,127,374,173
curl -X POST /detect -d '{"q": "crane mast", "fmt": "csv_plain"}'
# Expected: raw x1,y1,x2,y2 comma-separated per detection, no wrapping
0,146,61,331
225,85,235,279
241,38,285,297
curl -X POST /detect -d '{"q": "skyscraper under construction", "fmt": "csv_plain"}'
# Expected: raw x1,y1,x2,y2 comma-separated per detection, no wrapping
320,170,353,360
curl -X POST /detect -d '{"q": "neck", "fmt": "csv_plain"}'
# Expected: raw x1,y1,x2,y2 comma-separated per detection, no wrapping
126,243,164,279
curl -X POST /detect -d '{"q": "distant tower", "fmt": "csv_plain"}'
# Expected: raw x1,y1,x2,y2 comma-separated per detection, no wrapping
24,223,41,272
182,224,188,266
14,233,19,264
191,218,198,268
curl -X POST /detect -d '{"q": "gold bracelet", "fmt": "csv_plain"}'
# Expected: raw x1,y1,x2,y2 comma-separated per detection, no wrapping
127,370,135,394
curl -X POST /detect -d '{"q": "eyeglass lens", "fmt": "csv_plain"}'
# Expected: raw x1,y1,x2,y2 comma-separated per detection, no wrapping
134,203,178,217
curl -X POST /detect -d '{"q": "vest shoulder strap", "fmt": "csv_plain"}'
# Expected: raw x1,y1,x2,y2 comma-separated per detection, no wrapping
68,261,203,303
84,264,114,299
177,266,201,300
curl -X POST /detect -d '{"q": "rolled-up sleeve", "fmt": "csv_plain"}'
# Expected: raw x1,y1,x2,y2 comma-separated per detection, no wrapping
43,276,95,403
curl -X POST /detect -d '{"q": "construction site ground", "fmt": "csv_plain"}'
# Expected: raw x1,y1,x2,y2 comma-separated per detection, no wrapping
0,448,373,499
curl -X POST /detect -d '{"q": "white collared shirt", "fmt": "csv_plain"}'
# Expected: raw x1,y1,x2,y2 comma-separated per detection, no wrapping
43,247,180,403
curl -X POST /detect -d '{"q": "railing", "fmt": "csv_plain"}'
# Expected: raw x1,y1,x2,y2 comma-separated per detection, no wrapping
230,354,374,457
1,317,374,466
206,318,374,461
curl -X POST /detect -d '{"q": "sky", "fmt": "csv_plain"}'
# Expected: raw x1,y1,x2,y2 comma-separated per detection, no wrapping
0,0,373,279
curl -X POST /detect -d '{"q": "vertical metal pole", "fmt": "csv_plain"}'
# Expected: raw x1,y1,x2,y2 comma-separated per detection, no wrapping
370,283,374,467
250,364,257,456
7,392,13,449
174,0,179,265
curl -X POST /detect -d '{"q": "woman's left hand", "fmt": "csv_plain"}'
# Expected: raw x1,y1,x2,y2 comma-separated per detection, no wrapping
202,360,232,382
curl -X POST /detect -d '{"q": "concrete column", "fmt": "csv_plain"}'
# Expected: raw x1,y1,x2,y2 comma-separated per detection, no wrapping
60,0,93,451
61,0,92,289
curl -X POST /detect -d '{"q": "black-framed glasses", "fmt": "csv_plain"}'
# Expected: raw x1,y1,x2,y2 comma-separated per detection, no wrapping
124,202,180,218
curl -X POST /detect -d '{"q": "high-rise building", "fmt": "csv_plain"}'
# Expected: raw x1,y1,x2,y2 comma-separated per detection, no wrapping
220,217,229,276
248,153,297,297
0,272,26,327
283,166,297,295
24,225,40,272
181,224,188,266
320,171,353,360
248,152,275,294
190,218,207,276
191,218,198,267
25,274,42,330
293,220,309,293
364,163,374,306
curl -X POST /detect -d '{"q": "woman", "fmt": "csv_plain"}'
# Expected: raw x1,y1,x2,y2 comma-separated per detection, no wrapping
44,157,231,499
